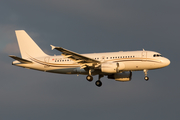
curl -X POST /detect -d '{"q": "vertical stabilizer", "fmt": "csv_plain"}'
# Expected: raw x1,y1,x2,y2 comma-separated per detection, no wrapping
15,30,47,59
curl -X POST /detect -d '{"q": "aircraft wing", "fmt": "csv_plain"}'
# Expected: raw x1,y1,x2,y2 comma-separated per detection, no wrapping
9,55,32,63
51,45,100,68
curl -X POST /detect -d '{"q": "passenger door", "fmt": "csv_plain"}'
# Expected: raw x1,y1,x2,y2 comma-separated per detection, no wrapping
142,51,147,61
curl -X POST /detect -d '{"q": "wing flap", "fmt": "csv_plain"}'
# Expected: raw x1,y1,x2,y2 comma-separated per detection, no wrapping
9,55,33,63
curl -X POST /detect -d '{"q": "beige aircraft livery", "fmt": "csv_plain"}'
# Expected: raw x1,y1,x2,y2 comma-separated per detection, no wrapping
9,30,170,87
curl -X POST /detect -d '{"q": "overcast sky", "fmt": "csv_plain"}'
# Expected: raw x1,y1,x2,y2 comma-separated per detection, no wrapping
0,0,179,120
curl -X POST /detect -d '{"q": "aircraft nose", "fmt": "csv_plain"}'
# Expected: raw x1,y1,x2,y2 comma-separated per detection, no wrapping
163,58,170,66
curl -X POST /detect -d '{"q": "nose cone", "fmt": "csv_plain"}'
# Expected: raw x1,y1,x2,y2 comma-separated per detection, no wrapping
163,58,170,67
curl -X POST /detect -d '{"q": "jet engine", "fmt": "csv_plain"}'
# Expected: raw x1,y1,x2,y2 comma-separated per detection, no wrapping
108,71,132,81
101,62,125,73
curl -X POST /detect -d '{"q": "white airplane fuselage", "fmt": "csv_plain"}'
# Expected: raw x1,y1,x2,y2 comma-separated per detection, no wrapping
10,30,170,87
13,50,170,74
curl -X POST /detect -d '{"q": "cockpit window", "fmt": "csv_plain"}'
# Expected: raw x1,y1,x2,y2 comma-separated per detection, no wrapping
153,54,162,57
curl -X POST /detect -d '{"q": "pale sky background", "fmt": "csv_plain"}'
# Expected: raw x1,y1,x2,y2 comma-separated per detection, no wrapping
0,0,179,120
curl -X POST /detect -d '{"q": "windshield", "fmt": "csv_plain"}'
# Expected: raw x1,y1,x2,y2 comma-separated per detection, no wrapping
153,54,162,57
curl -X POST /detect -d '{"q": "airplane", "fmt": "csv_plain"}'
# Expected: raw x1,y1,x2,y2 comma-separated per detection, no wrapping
9,30,170,87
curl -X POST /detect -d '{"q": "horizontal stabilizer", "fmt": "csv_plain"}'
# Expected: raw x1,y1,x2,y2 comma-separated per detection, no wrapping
9,55,32,63
50,45,56,50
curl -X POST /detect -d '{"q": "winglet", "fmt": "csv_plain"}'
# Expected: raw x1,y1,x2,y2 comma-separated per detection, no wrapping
50,45,56,50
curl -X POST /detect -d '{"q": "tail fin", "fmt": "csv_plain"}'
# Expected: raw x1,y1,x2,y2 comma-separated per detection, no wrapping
15,30,47,59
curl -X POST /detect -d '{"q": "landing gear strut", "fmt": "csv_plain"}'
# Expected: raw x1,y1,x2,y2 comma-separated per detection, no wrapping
95,75,104,87
86,69,93,82
143,69,149,81
86,69,104,87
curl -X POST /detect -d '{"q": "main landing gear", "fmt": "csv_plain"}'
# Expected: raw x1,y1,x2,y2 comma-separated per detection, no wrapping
143,69,149,81
86,69,103,87
86,75,103,87
95,80,102,87
95,75,104,87
86,75,93,81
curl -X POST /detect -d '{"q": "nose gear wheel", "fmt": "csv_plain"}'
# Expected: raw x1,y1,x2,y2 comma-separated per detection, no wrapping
144,76,149,81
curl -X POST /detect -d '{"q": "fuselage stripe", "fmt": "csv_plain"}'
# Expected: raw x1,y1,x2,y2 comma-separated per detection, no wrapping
28,55,160,67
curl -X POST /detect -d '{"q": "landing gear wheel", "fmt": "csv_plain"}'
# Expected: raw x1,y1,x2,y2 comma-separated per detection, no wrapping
86,75,93,82
95,80,102,87
144,76,149,81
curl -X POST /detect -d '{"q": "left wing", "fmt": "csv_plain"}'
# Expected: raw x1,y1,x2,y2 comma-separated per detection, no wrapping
51,45,100,68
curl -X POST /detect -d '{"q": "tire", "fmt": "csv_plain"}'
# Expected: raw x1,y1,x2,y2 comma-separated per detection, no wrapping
95,80,102,87
86,75,93,82
144,76,149,81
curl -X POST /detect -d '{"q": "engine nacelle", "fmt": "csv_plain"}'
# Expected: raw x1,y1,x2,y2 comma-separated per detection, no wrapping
101,62,125,73
108,71,132,81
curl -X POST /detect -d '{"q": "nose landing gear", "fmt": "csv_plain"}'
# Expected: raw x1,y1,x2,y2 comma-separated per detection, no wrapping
144,76,149,81
143,69,149,81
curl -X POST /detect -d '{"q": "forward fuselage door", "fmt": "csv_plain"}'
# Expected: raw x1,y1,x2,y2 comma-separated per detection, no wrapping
142,51,147,62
